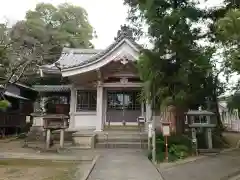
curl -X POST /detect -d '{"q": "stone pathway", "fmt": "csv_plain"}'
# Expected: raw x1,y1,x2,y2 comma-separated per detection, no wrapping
159,149,240,180
87,149,163,180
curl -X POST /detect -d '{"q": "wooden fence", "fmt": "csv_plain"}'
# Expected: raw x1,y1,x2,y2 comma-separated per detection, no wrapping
224,120,240,132
0,112,27,128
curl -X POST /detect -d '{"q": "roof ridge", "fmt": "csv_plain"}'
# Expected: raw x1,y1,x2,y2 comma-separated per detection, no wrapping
62,47,102,54
62,36,140,70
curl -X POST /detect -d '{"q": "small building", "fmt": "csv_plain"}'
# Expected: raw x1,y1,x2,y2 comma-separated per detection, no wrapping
0,82,37,135
37,28,153,132
218,99,240,132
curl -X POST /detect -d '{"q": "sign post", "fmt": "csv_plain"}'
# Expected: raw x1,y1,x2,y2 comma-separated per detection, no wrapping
162,121,171,162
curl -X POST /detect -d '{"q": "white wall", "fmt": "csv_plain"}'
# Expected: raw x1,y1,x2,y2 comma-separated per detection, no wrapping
73,113,97,129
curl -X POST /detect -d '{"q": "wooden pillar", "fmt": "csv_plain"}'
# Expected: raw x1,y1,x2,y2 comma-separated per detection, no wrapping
69,86,76,129
95,81,103,131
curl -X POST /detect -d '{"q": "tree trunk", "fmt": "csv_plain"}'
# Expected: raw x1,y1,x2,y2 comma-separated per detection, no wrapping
212,88,223,136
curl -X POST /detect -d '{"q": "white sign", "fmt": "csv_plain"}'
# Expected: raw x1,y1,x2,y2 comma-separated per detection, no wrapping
148,123,152,138
162,125,170,136
138,116,145,123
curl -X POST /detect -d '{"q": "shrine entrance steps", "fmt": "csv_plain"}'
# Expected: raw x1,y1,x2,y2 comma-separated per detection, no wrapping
95,129,148,149
198,148,221,155
34,126,149,149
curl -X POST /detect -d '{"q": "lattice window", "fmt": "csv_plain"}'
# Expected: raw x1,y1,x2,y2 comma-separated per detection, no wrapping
76,90,97,111
107,90,141,110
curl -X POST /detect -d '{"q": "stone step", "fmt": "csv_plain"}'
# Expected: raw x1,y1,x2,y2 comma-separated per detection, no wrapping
97,137,148,143
26,129,75,142
95,142,148,149
97,132,147,138
198,148,221,155
52,131,74,141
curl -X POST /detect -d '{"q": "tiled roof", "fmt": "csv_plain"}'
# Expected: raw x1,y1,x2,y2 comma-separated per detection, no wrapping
57,48,102,69
41,48,101,71
40,33,141,72
4,91,29,100
61,36,141,70
33,85,71,92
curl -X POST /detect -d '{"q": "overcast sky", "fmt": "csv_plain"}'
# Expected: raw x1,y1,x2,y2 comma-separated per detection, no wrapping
1,0,236,93
0,0,224,49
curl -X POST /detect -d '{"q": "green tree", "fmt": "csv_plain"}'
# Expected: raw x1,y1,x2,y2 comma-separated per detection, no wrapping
0,23,38,86
10,2,94,65
125,1,211,106
124,0,224,129
215,8,240,112
3,2,95,85
216,9,240,73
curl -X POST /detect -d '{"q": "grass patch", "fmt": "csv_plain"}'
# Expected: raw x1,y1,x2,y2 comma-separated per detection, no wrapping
43,167,77,180
0,158,84,180
0,159,80,167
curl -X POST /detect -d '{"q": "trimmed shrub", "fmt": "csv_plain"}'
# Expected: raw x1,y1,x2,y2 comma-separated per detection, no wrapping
0,100,11,111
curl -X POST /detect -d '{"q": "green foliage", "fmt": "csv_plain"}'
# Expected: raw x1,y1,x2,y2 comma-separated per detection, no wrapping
9,3,94,68
149,134,191,162
216,9,240,74
0,2,94,86
227,92,240,113
125,0,220,111
0,100,11,111
169,144,189,159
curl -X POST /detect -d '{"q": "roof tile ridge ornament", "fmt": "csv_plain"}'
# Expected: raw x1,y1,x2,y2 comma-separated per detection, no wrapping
115,24,134,42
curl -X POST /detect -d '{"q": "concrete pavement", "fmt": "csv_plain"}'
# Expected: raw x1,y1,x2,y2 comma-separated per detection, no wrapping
87,149,163,180
159,149,240,180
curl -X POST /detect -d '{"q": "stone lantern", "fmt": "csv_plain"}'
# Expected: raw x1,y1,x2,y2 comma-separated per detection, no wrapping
185,110,216,152
42,114,69,149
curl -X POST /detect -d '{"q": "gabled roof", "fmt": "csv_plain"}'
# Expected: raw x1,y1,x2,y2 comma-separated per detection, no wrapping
40,48,101,73
40,30,141,76
60,35,141,70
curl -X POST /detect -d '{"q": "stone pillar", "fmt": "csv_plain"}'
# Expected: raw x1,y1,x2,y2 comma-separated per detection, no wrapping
207,128,213,149
60,129,64,148
191,128,197,141
95,82,103,131
46,129,51,149
69,86,76,130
